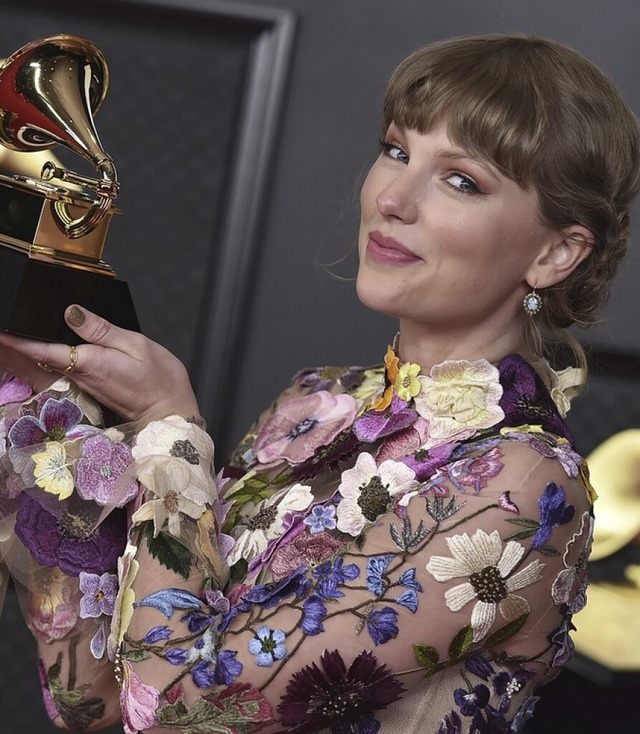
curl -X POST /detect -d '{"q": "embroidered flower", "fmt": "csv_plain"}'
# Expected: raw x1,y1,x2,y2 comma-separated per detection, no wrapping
270,531,343,581
370,347,400,412
75,434,138,507
395,362,422,401
353,392,417,443
119,660,160,734
366,607,399,645
32,441,75,500
303,504,337,533
414,359,504,449
336,452,418,536
0,373,32,407
132,459,213,537
15,493,126,576
79,571,118,618
312,556,360,599
248,625,287,667
26,568,79,643
445,446,503,494
547,365,583,418
293,365,364,393
426,529,544,642
277,649,404,733
8,397,92,448
301,595,327,635
532,482,575,550
253,391,357,465
552,512,593,612
227,483,314,565
107,543,139,660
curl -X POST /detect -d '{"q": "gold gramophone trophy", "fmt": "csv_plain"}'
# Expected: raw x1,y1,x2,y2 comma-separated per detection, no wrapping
0,35,138,343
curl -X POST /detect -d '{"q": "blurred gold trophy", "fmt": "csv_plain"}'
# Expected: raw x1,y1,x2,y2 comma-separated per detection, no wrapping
0,35,139,343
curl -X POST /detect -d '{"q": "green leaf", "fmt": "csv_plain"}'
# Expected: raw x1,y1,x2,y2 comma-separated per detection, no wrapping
46,658,105,729
505,529,538,542
121,648,152,662
145,525,194,580
484,613,528,648
448,624,474,660
536,544,560,557
413,643,439,671
506,518,540,529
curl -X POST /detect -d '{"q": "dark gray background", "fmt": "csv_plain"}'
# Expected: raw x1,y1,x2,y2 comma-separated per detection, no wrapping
1,0,640,732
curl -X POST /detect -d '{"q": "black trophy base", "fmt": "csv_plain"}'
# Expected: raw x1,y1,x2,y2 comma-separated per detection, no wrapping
0,247,140,344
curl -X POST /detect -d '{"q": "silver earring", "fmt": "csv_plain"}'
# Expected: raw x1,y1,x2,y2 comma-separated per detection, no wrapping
523,288,542,316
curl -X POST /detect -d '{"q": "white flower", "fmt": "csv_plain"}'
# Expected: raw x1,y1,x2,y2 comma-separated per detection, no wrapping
132,458,212,536
426,528,544,642
336,452,418,536
549,366,584,418
414,359,504,449
226,483,314,565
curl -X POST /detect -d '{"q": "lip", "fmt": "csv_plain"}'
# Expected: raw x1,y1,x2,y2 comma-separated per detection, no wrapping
365,231,422,264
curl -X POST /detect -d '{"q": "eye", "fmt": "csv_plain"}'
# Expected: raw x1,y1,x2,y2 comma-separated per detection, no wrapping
445,172,482,195
379,139,409,164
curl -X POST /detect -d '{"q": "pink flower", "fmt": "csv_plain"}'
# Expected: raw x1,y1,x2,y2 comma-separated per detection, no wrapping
119,661,160,734
271,531,344,581
254,391,357,465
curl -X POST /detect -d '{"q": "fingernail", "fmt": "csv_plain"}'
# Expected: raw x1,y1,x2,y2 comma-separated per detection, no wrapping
66,305,85,327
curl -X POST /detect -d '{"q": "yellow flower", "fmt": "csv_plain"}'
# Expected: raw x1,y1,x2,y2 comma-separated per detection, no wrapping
32,441,74,500
395,362,422,401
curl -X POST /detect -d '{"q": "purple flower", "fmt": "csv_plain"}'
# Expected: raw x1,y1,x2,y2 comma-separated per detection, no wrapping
366,554,394,595
366,607,399,646
438,712,462,734
75,434,138,507
293,365,365,393
301,595,327,635
511,695,539,732
14,493,126,576
0,373,32,407
445,446,503,494
395,589,418,612
8,397,92,448
164,648,188,665
454,684,491,716
241,566,310,609
78,572,117,618
464,655,494,681
401,442,455,482
312,556,360,599
191,660,216,688
179,610,215,634
253,391,357,465
353,394,417,443
277,649,404,733
303,504,337,533
248,626,287,667
532,482,574,549
398,567,422,591
214,650,243,685
143,626,173,644
496,355,572,441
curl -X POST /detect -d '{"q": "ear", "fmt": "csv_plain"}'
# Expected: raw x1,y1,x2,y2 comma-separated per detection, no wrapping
525,225,594,289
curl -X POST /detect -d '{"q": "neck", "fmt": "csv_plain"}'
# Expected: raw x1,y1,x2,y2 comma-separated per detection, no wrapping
396,316,534,370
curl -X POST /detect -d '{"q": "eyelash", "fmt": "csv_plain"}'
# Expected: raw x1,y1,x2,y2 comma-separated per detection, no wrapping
378,139,483,196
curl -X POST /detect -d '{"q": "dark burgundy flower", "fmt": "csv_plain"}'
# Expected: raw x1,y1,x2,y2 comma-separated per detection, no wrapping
277,649,404,733
15,493,126,576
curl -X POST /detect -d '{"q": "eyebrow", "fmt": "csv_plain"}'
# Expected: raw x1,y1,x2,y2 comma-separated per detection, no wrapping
436,150,501,182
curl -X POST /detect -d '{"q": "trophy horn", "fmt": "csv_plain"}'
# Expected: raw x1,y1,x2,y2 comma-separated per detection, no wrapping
0,35,118,238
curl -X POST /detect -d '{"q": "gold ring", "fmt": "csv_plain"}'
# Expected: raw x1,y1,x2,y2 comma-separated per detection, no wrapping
37,361,54,373
64,345,79,374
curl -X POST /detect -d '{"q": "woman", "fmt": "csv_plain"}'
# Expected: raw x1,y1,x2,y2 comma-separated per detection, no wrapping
0,34,638,733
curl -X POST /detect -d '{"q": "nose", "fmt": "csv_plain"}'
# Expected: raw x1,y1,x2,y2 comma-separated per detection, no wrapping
375,170,420,223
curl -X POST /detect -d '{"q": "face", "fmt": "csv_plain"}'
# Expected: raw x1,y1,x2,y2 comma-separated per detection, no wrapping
357,123,554,344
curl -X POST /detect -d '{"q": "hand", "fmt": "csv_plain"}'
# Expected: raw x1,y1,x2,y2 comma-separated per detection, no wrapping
0,305,201,425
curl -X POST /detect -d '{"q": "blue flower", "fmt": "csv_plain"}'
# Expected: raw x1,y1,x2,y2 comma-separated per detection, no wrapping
454,684,491,716
143,625,173,644
532,483,574,549
437,712,462,734
242,566,310,608
366,607,399,646
180,610,215,634
313,557,360,599
248,625,287,667
464,655,494,681
395,589,418,613
191,660,216,688
214,650,243,685
135,588,202,619
164,648,188,665
366,555,394,595
398,567,423,592
301,595,327,635
304,505,337,533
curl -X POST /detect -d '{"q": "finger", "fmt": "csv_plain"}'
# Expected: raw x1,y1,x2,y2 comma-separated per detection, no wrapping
0,332,82,376
64,305,141,355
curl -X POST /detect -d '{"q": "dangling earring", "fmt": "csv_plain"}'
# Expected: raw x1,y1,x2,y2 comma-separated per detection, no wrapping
523,287,542,316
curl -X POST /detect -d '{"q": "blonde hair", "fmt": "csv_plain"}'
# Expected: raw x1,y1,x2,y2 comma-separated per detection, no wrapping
384,34,640,370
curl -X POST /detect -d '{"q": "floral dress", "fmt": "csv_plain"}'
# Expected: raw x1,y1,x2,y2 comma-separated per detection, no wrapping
0,345,593,734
